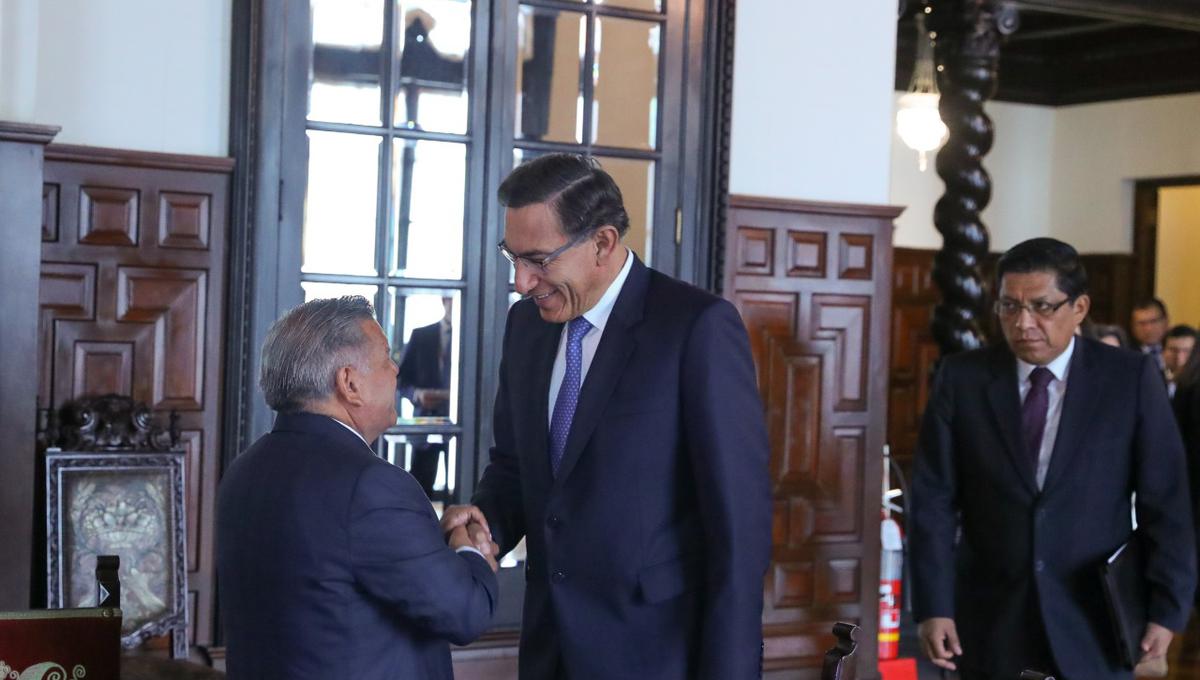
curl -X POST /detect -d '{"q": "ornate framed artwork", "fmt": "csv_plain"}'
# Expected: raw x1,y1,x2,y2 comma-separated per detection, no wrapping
43,396,188,659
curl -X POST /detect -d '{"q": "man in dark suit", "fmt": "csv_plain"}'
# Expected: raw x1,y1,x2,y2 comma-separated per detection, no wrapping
397,297,453,497
911,238,1196,680
442,153,772,679
1130,297,1171,373
218,296,498,680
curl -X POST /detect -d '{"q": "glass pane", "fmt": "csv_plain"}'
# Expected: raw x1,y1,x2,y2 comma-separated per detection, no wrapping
388,288,460,425
383,433,459,507
595,0,662,11
592,17,659,149
515,6,585,144
390,140,466,280
310,0,385,125
301,282,380,306
595,156,654,263
394,1,472,134
303,131,382,276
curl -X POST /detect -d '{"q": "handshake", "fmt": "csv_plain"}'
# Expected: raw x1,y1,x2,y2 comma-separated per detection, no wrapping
441,505,502,573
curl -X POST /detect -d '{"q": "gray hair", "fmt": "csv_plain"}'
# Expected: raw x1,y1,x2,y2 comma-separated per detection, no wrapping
259,296,377,412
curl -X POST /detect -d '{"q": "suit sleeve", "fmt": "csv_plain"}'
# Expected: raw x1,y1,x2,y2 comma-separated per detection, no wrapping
681,299,772,680
472,305,527,555
909,359,959,622
1132,355,1197,630
348,462,498,645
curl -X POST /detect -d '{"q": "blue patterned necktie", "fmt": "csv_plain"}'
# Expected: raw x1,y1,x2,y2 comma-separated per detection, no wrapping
549,316,592,475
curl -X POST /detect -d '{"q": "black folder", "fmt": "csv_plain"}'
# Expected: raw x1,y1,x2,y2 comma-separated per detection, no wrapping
1098,532,1148,669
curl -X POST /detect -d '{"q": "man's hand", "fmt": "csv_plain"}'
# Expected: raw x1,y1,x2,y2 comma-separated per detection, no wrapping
465,520,500,561
1139,621,1174,662
441,504,490,536
448,525,498,572
918,617,962,671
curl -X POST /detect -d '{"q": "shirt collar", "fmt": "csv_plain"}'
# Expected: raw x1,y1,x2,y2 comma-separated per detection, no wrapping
329,416,370,447
1017,335,1075,384
579,247,632,333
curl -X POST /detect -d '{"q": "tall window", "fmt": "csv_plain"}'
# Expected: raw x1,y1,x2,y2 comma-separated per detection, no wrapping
302,0,480,505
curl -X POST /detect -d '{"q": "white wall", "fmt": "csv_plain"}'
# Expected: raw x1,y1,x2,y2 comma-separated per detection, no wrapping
3,0,232,156
1051,94,1200,253
890,96,1055,250
889,92,1200,253
730,0,896,205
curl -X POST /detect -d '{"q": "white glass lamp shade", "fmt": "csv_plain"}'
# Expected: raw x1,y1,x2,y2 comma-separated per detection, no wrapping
896,91,949,171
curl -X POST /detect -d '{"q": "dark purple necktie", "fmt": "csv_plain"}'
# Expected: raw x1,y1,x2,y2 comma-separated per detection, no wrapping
1021,366,1054,471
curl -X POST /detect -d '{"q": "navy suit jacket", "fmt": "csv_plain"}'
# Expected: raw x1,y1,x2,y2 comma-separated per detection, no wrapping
911,339,1196,680
218,412,497,680
473,255,772,680
398,322,450,417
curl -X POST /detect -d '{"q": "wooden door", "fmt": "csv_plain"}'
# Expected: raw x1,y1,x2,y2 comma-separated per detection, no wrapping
39,145,232,651
725,195,898,679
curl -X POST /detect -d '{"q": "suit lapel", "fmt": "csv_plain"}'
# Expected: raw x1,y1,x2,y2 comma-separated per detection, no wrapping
526,315,562,480
984,347,1039,496
551,255,648,487
1041,339,1102,494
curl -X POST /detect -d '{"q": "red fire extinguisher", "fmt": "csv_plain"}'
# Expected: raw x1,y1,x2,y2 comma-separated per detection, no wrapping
879,515,904,659
879,444,904,660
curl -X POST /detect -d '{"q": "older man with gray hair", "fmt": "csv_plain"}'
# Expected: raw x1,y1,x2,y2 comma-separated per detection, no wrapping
218,296,497,680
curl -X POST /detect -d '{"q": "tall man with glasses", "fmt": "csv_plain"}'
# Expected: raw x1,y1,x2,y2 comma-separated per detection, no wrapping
442,153,772,680
910,238,1196,680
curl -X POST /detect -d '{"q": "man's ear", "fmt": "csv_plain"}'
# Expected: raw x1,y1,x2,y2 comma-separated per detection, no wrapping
334,365,366,407
594,225,621,262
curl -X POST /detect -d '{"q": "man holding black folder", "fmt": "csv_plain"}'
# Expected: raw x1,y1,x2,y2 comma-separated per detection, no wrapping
910,238,1196,680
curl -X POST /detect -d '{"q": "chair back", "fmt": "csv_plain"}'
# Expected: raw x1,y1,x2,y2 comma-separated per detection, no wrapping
821,622,860,680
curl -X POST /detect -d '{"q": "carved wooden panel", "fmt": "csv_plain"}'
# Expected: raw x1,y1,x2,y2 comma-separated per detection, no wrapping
79,186,139,246
736,226,775,276
788,232,826,278
727,195,897,678
159,192,211,250
43,184,60,242
41,144,232,650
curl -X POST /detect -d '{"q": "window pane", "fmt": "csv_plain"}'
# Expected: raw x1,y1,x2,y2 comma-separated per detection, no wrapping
515,6,585,144
595,156,655,263
301,282,380,306
390,140,466,280
389,288,460,425
592,17,659,149
394,1,472,134
383,433,459,507
595,0,662,12
304,131,382,275
310,0,385,125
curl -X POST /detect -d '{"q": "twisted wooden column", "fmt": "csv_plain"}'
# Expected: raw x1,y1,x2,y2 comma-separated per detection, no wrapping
929,0,1018,356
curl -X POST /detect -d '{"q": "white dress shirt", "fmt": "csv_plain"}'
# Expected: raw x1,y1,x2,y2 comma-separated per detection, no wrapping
547,248,634,424
1016,336,1075,490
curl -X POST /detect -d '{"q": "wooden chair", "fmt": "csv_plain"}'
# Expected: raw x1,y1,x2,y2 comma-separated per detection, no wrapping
822,622,860,680
0,556,122,680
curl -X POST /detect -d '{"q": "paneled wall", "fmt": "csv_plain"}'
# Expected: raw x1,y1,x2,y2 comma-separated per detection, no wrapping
39,145,232,649
725,195,897,679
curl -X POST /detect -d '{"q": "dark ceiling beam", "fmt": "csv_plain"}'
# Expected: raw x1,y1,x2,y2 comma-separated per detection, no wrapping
1011,0,1200,31
1006,20,1123,42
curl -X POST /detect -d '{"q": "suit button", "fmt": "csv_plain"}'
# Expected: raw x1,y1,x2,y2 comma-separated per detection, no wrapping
1035,560,1045,573
547,515,561,529
552,570,567,583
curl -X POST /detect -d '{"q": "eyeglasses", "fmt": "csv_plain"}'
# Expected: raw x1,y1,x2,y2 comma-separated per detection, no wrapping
994,297,1073,319
497,230,594,273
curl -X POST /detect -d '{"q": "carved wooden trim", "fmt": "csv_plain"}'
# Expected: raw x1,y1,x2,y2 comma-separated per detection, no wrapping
45,144,235,174
0,121,61,145
730,194,905,220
